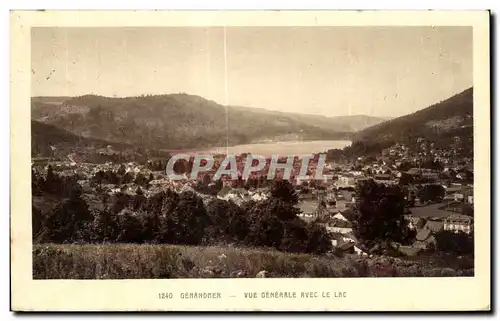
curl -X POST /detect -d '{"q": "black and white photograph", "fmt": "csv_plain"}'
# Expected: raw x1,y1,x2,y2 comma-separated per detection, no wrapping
10,10,490,312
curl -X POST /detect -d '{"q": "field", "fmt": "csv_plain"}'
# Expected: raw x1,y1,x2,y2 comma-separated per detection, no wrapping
33,244,474,279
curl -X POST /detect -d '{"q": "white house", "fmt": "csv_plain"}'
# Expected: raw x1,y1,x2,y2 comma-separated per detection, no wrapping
354,245,368,256
444,214,473,234
337,176,356,187
332,212,348,221
325,226,353,234
250,191,269,201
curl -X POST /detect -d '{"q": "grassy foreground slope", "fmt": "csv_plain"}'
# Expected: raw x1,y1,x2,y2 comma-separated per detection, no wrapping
33,244,473,279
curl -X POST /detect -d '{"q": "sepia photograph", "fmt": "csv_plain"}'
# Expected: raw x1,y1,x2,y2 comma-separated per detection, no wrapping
10,10,490,311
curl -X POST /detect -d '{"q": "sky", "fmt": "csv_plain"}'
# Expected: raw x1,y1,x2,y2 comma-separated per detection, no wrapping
31,26,472,117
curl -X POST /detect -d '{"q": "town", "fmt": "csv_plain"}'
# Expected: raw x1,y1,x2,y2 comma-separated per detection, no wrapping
31,133,474,265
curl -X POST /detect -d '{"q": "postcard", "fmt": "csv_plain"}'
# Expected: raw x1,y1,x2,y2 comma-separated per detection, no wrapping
10,10,490,311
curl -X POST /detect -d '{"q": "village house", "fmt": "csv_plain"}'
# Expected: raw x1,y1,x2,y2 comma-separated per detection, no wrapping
398,245,423,257
413,228,436,250
404,215,426,230
421,171,439,181
298,200,319,220
324,189,337,206
248,189,269,201
216,187,250,203
332,212,349,222
96,146,120,156
372,167,390,175
350,170,364,177
444,214,473,234
444,186,473,202
330,232,345,247
77,179,93,191
295,176,315,186
329,191,355,212
462,188,474,204
149,178,171,186
323,218,353,234
335,241,355,254
315,189,327,202
444,186,462,201
373,174,394,185
407,168,421,177
330,232,367,256
337,175,356,187
32,157,51,166
423,219,444,234
216,186,232,200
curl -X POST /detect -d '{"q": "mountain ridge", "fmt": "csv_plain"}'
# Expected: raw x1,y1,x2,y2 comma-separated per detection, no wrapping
31,94,384,150
354,87,473,154
32,88,473,158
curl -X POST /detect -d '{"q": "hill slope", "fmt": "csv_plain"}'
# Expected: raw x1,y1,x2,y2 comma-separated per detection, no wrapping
230,106,388,132
31,120,142,162
354,87,473,150
32,120,110,156
32,94,384,150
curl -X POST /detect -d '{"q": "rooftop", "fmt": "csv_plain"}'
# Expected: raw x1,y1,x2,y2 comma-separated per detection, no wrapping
410,203,455,218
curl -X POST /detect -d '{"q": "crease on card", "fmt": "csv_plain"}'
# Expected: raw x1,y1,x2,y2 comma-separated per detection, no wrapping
223,17,229,155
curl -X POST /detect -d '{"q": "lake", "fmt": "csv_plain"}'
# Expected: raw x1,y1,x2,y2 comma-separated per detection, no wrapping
194,140,352,156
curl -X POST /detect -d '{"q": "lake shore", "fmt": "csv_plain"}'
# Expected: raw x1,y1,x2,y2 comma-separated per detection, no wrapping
167,140,352,156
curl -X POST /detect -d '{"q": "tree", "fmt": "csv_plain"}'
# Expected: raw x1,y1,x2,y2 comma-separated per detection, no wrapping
226,203,249,242
111,192,132,214
463,170,474,183
160,191,209,245
398,161,414,171
353,180,412,244
132,188,146,211
462,203,474,217
279,218,309,253
134,173,148,186
115,209,144,243
40,190,93,243
421,159,444,171
121,171,134,184
32,206,43,241
93,170,105,185
117,164,126,176
92,207,118,242
315,200,328,219
32,170,44,196
44,165,63,195
326,148,343,162
270,180,299,205
435,230,474,255
205,198,245,243
399,173,414,185
305,222,332,254
140,210,161,242
245,201,285,248
407,190,416,207
418,184,445,203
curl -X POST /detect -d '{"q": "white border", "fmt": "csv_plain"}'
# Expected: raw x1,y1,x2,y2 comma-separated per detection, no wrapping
4,4,495,317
